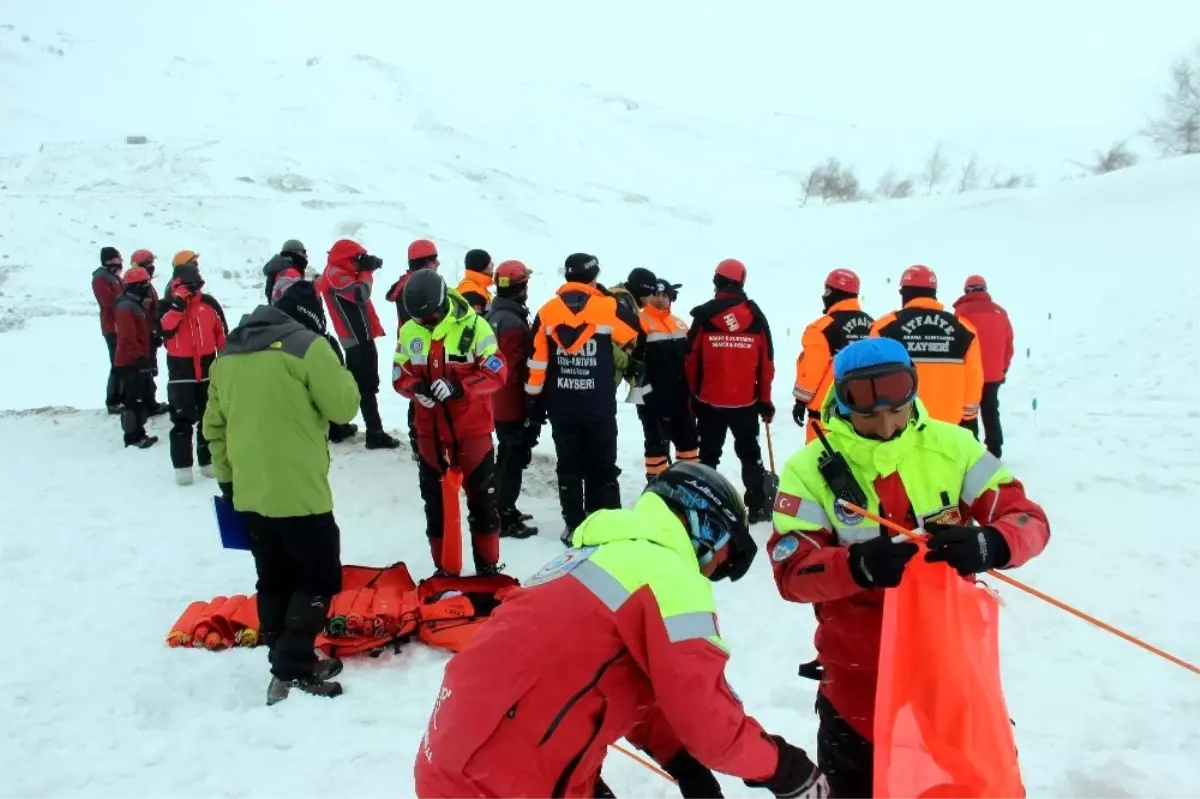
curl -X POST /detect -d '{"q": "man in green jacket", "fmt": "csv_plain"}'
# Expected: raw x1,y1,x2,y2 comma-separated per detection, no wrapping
203,280,361,705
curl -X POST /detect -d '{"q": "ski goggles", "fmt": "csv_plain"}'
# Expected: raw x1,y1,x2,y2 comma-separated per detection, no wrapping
834,362,918,414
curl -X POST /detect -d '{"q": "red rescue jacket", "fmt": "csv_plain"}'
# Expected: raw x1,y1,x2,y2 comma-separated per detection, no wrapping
685,289,774,408
318,240,385,347
92,266,123,334
160,288,228,381
953,290,1014,383
414,493,780,799
113,291,151,367
484,295,532,423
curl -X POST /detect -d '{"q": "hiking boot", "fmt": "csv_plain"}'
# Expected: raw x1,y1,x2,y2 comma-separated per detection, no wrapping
266,675,344,706
313,657,344,681
200,463,216,479
174,467,194,486
365,430,400,450
514,508,534,523
476,563,506,578
149,401,170,416
329,422,358,443
560,526,575,547
127,435,159,449
748,505,772,525
500,511,538,539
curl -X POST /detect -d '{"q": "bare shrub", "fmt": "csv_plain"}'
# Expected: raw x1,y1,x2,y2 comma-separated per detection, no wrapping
1141,47,1200,157
921,141,949,195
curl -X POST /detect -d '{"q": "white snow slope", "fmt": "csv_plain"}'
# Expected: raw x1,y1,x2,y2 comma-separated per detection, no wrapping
2,2,1200,798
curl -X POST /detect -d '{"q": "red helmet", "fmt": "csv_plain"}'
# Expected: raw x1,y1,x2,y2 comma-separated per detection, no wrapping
964,274,987,292
715,258,747,284
496,260,532,289
123,266,152,285
131,249,155,267
824,268,860,294
408,239,438,261
899,264,937,289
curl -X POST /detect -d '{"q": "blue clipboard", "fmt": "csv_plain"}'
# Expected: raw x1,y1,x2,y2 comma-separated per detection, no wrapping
213,495,251,551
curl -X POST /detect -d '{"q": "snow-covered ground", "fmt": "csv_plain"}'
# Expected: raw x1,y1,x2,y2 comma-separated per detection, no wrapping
2,1,1199,797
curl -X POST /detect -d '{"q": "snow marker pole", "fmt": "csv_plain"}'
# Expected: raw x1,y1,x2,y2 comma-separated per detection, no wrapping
837,499,1200,676
765,422,777,473
610,742,677,783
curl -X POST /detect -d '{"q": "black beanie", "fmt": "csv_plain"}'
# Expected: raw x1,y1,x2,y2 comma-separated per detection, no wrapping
100,246,121,264
173,263,203,286
464,249,492,273
276,280,327,334
625,267,659,300
564,253,600,283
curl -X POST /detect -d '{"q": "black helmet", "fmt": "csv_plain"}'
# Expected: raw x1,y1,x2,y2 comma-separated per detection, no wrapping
643,462,757,582
403,268,450,327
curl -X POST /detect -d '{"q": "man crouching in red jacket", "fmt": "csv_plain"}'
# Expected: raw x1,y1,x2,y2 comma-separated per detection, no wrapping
414,463,829,799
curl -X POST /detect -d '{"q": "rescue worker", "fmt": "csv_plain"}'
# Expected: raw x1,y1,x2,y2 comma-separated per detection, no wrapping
203,280,361,705
685,258,775,523
393,270,507,576
526,253,640,541
792,269,873,443
869,265,983,427
414,462,828,799
953,275,1014,457
112,266,159,449
160,259,228,484
386,238,441,457
127,249,167,416
263,239,309,304
766,337,1049,798
484,260,538,538
93,246,124,413
318,238,400,450
635,272,699,481
456,248,494,314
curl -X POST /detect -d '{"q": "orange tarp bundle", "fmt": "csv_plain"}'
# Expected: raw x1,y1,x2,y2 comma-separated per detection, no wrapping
874,545,1024,799
167,562,518,657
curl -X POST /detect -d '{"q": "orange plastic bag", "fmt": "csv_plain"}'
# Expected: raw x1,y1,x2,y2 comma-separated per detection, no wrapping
441,466,464,576
874,544,1024,799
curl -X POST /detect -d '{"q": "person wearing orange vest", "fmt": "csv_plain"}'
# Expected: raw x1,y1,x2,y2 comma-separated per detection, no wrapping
526,253,640,539
626,268,700,482
456,249,494,314
792,269,873,443
869,265,983,427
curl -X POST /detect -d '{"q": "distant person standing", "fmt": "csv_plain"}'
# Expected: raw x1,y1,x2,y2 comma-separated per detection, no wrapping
318,238,400,450
131,249,170,416
112,266,159,449
386,239,441,458
953,275,1013,457
264,239,309,304
456,248,495,314
870,265,983,429
92,246,124,413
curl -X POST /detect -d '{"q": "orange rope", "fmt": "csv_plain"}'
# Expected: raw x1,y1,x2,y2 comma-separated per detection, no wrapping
837,499,1200,675
609,742,677,783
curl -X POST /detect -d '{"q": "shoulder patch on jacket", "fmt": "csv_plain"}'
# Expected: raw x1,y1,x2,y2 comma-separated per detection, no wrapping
482,354,503,373
525,546,598,587
774,491,804,516
771,534,801,562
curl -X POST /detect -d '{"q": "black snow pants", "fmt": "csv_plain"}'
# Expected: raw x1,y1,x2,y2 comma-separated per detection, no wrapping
816,692,874,799
981,381,1004,458
695,402,767,511
245,512,343,681
344,341,383,434
494,419,530,516
117,366,149,445
636,403,699,481
167,381,210,469
551,418,620,533
416,439,500,572
103,333,121,408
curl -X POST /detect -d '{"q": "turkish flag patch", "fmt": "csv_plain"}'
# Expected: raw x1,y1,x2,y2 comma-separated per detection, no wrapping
774,491,804,517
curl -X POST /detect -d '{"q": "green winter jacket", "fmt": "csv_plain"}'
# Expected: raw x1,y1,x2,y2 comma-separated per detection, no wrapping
203,305,360,518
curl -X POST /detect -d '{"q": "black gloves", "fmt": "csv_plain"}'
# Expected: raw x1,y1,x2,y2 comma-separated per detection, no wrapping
524,395,546,429
960,417,980,438
847,534,919,589
664,751,723,798
218,482,234,503
791,400,806,428
924,522,1011,575
745,736,828,798
759,401,776,423
150,331,164,349
169,294,187,312
355,253,384,271
430,377,463,403
626,357,647,382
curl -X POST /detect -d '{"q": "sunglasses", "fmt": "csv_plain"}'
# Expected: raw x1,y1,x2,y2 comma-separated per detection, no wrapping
835,363,918,414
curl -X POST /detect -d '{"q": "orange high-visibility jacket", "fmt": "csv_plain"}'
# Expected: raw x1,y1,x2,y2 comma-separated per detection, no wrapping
793,298,874,414
870,297,983,424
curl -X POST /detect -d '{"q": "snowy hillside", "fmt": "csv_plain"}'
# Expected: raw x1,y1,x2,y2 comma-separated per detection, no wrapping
2,0,1200,797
